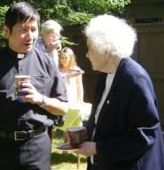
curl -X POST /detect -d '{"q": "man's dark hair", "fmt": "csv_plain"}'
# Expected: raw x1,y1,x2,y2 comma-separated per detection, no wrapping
5,1,40,32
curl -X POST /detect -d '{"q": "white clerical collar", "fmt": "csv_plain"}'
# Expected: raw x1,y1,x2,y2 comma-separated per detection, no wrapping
17,54,25,59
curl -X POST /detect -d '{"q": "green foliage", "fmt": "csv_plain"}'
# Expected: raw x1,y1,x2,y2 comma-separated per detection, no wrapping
0,0,132,27
37,0,131,25
67,12,93,25
0,0,131,47
67,0,130,14
61,36,78,46
0,6,8,47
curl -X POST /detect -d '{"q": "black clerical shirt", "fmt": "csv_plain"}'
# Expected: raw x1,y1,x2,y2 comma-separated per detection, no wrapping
0,46,67,131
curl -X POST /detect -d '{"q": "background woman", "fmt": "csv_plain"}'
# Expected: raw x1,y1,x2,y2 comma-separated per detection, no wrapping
59,47,84,105
35,19,62,66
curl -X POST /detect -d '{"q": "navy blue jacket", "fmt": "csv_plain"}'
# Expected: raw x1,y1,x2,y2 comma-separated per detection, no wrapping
87,58,164,170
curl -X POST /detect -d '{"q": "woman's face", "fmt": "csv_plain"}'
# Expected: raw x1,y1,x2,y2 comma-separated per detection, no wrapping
60,53,71,68
42,31,60,46
86,39,109,71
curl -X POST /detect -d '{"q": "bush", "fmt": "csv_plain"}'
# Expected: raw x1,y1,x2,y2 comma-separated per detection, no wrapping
0,0,131,47
0,6,8,47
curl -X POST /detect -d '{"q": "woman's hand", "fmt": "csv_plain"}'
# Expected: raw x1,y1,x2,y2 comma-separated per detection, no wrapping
76,141,97,157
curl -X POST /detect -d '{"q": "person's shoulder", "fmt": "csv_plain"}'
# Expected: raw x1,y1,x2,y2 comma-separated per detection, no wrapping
34,47,58,69
125,58,148,76
34,47,50,61
119,58,152,85
35,37,44,47
119,58,144,74
35,37,46,52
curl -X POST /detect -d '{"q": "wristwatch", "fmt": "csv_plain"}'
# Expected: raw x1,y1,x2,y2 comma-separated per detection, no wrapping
39,95,47,107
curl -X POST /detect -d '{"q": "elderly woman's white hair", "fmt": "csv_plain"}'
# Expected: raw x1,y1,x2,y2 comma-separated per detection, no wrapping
41,19,63,35
85,14,137,58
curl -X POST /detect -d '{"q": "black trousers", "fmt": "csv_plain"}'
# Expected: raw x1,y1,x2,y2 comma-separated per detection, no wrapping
0,131,51,170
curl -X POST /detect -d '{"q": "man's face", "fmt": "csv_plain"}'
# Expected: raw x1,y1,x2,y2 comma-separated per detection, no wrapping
5,19,39,53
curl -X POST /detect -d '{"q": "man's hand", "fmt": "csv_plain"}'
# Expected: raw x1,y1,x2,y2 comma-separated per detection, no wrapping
18,80,43,104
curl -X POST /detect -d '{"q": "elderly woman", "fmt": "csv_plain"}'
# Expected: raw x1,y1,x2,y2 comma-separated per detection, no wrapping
35,20,64,130
35,19,63,66
76,14,164,170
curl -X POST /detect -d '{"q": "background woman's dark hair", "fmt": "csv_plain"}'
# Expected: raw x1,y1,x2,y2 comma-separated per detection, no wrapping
5,1,40,32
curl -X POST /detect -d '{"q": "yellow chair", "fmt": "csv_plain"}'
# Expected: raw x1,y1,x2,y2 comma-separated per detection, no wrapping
60,107,82,131
58,102,92,131
54,106,82,170
53,103,92,170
